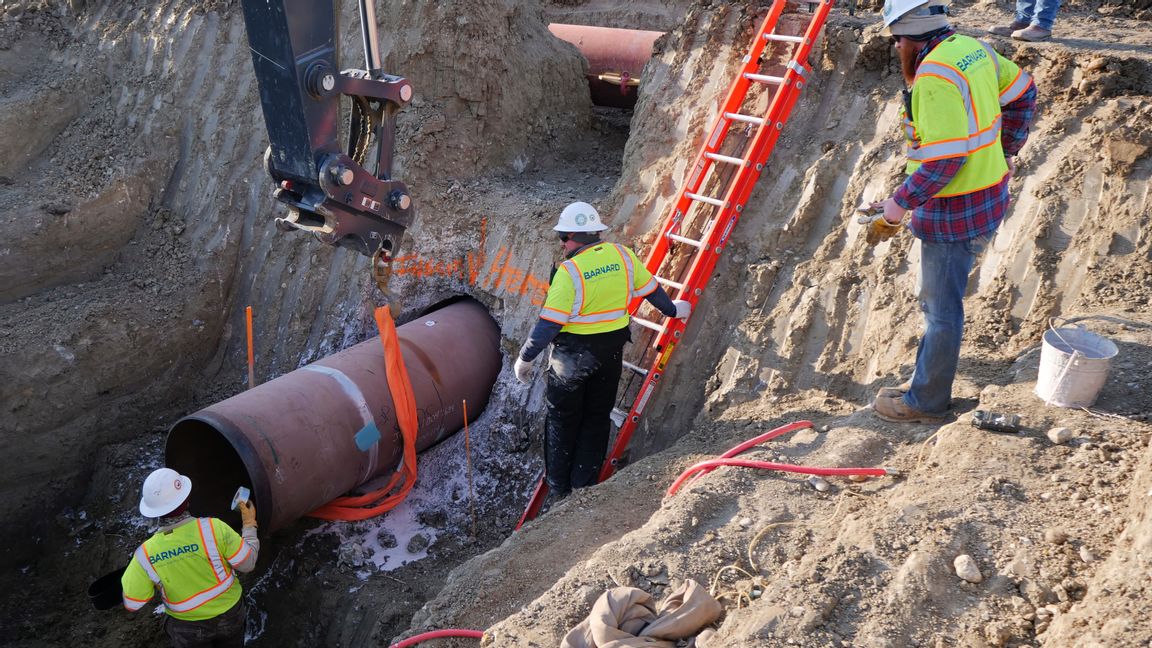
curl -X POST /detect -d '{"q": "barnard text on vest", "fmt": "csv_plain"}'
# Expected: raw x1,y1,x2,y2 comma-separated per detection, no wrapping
150,543,200,563
955,47,988,72
582,263,621,280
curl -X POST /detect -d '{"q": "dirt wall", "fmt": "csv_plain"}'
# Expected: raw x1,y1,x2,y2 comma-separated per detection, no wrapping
0,0,591,570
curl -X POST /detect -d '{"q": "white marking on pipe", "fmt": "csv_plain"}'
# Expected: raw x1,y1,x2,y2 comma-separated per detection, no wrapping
304,365,378,482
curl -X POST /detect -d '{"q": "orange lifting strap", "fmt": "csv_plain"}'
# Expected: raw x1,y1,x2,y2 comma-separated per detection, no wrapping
309,306,420,521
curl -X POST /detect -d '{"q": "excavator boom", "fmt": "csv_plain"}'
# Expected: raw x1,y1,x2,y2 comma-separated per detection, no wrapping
239,0,414,259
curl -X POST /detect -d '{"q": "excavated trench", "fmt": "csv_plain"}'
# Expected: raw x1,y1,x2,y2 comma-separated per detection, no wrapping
2,0,1152,646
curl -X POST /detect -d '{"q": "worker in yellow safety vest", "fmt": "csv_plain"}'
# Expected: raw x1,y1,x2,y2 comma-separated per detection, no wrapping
121,468,260,647
867,0,1036,423
514,202,691,504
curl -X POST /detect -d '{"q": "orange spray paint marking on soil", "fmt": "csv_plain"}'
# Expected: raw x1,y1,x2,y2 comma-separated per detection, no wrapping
382,217,551,304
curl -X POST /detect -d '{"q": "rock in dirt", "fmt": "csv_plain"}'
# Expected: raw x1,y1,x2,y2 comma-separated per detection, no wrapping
807,475,831,492
954,554,983,583
1044,528,1069,545
1047,427,1074,445
1078,546,1098,563
407,533,431,554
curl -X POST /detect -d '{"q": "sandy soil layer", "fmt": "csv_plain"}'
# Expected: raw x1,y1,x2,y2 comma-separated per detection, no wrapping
1,0,1149,646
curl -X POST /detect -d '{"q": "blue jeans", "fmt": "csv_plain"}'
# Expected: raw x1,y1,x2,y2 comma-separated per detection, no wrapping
904,234,992,416
1015,0,1062,30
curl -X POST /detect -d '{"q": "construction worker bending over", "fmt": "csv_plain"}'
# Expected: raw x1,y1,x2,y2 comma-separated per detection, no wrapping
871,0,1036,423
515,202,691,500
122,468,260,647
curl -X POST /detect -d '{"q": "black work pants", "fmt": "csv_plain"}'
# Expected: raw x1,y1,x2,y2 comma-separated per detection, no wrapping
544,328,629,494
164,599,246,648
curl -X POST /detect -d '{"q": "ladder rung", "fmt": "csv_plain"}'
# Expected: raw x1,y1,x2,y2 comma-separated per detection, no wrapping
685,192,725,208
705,152,746,166
745,72,784,85
631,316,664,333
666,232,704,248
725,112,765,126
654,275,684,291
622,361,648,377
764,33,805,44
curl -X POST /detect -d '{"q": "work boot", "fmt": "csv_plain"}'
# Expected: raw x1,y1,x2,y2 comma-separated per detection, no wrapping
988,20,1029,37
1012,25,1052,42
873,393,950,424
538,488,570,516
877,383,911,399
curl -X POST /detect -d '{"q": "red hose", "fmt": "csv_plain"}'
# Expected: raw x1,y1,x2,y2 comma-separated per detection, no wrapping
389,629,484,648
682,420,813,489
667,458,888,497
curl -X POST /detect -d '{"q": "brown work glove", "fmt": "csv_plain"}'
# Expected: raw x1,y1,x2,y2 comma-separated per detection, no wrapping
857,199,905,245
237,500,257,528
865,215,903,245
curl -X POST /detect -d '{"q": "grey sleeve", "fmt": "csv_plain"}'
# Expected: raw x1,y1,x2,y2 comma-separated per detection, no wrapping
231,526,260,573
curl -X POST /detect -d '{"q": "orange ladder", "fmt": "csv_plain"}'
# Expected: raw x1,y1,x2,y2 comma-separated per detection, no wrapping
518,0,836,529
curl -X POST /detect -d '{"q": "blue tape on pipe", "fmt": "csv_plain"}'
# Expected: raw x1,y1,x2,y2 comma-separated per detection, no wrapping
354,421,381,451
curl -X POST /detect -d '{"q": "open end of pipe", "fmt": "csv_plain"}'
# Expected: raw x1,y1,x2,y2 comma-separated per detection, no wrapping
166,417,259,530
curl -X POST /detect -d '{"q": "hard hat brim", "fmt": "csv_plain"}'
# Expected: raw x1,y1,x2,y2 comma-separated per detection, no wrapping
553,222,609,233
139,474,193,518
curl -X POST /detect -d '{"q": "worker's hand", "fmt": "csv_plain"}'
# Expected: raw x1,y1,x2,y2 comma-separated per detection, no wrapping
874,197,907,225
857,201,904,246
514,357,533,385
672,299,692,320
1005,156,1016,180
237,500,257,528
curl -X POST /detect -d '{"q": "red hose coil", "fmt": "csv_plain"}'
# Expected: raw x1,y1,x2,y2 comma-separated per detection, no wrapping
389,629,484,648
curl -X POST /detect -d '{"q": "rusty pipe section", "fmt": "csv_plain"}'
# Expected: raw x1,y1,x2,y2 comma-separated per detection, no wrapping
548,23,663,109
165,299,501,532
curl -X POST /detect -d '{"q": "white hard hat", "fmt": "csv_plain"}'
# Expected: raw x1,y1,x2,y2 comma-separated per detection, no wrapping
554,201,609,233
139,468,192,518
882,0,950,36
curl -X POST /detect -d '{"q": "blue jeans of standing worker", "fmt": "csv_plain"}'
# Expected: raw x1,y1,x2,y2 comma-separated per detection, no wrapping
1015,0,1062,30
904,234,992,416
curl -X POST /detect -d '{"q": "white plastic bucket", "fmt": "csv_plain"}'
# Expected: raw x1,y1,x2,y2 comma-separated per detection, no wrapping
1035,326,1118,408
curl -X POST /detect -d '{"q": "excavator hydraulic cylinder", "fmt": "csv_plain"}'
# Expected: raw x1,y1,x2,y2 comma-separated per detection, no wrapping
165,299,501,531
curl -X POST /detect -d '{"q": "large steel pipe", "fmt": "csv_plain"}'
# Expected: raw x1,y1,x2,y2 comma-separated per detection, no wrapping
548,23,663,109
166,299,501,531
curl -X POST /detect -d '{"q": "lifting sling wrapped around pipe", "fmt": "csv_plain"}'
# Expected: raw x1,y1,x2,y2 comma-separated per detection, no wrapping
165,299,501,532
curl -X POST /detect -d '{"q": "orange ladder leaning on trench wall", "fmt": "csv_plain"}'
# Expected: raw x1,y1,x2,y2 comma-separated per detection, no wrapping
519,0,838,527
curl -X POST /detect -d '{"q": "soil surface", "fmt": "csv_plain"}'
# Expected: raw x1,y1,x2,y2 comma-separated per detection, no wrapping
1,0,1150,647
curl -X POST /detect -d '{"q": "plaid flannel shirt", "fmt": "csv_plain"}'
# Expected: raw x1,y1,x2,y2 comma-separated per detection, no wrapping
893,31,1038,243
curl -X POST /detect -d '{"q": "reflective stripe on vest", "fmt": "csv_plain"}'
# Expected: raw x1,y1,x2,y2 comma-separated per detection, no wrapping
133,520,236,614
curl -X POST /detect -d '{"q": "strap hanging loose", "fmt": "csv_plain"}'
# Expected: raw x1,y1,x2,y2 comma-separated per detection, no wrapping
309,306,420,520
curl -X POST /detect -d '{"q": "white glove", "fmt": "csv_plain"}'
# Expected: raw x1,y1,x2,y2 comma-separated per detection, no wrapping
513,357,533,384
673,299,692,319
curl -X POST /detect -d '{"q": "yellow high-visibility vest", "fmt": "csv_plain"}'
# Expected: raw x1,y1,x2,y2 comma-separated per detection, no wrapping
540,243,657,335
121,517,252,621
903,34,1033,196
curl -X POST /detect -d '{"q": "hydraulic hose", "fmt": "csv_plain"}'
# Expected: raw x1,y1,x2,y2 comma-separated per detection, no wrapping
667,459,890,497
389,629,484,647
681,420,814,489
